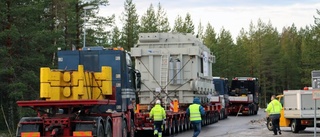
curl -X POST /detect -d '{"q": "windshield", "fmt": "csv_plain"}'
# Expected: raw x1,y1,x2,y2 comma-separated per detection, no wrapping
126,53,132,67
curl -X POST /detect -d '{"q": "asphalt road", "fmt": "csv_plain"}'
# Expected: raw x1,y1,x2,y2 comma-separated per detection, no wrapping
171,109,320,137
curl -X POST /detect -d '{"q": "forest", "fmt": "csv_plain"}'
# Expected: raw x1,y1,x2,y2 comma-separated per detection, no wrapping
0,0,320,134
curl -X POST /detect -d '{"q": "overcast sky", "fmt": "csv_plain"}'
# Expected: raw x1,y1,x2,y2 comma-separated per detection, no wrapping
99,0,320,39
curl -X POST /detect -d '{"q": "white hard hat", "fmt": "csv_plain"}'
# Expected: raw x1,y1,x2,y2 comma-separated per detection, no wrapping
156,100,161,104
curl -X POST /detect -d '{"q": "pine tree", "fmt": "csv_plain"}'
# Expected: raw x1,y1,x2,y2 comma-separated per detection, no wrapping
172,15,184,33
121,0,139,50
182,13,195,34
110,26,123,47
197,20,204,40
140,4,157,32
156,2,170,32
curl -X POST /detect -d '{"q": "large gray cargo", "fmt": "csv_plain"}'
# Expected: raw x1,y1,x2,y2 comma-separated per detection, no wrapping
283,90,320,118
131,33,215,105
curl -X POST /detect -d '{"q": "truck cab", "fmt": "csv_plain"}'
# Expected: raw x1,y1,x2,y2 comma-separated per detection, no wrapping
57,46,141,112
213,77,230,119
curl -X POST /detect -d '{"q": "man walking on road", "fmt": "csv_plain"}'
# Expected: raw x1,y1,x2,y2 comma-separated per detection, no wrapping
265,95,282,135
150,100,166,137
187,97,205,137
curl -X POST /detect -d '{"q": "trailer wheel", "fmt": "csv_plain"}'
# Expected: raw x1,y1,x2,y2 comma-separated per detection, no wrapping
168,120,172,135
97,122,105,137
128,119,135,137
291,119,300,133
176,119,180,133
224,110,228,119
106,121,112,137
183,118,187,131
186,119,190,130
122,119,128,137
179,119,183,132
214,112,219,123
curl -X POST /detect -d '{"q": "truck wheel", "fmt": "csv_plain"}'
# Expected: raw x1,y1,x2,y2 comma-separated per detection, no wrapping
266,118,273,131
291,119,300,133
106,121,112,137
122,119,127,137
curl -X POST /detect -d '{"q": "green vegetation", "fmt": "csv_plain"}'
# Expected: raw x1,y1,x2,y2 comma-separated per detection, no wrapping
0,0,319,134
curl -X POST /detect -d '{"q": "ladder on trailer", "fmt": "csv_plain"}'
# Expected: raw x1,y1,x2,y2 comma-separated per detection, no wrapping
160,54,169,88
160,54,170,109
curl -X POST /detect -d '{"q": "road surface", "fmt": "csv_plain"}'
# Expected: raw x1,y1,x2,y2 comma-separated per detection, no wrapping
171,109,320,137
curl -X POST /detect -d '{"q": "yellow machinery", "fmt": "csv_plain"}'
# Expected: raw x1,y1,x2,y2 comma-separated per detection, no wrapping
40,65,112,100
276,95,291,127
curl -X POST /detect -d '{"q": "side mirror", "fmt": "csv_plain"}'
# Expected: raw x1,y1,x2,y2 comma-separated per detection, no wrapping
135,70,141,89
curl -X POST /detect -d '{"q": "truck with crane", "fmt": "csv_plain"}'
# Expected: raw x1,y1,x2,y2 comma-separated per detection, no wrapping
15,33,224,137
228,77,260,115
266,70,320,133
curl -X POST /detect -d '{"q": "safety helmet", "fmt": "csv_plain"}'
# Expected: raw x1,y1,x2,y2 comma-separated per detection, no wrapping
156,100,161,104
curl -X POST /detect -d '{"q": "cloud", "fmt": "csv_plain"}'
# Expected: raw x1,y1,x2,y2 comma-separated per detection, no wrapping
100,0,320,40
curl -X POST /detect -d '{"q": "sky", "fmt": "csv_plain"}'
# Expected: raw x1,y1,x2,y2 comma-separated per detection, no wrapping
99,0,320,40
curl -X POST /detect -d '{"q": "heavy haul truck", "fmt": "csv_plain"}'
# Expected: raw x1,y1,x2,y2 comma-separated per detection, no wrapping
15,33,224,137
213,77,229,119
228,77,260,115
131,33,224,135
16,46,140,137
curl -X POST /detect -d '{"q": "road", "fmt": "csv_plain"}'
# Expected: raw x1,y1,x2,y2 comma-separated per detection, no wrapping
170,109,320,137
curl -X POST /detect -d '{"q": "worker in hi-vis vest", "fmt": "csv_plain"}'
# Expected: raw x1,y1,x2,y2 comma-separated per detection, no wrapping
265,95,282,135
149,100,166,137
186,97,205,137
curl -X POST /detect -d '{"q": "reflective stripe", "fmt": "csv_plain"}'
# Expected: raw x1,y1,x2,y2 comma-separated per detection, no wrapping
150,105,165,121
189,104,201,121
268,100,281,114
21,132,40,137
73,131,93,136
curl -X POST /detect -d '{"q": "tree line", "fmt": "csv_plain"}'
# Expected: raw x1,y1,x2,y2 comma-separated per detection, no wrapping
0,0,320,133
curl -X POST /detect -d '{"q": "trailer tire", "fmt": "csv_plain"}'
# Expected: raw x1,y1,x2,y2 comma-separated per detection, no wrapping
106,121,112,137
291,119,300,133
128,119,135,137
168,120,174,135
172,119,176,134
175,119,180,133
122,119,128,137
224,110,228,119
179,119,183,132
164,120,171,136
183,118,187,131
97,122,105,137
186,119,190,130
